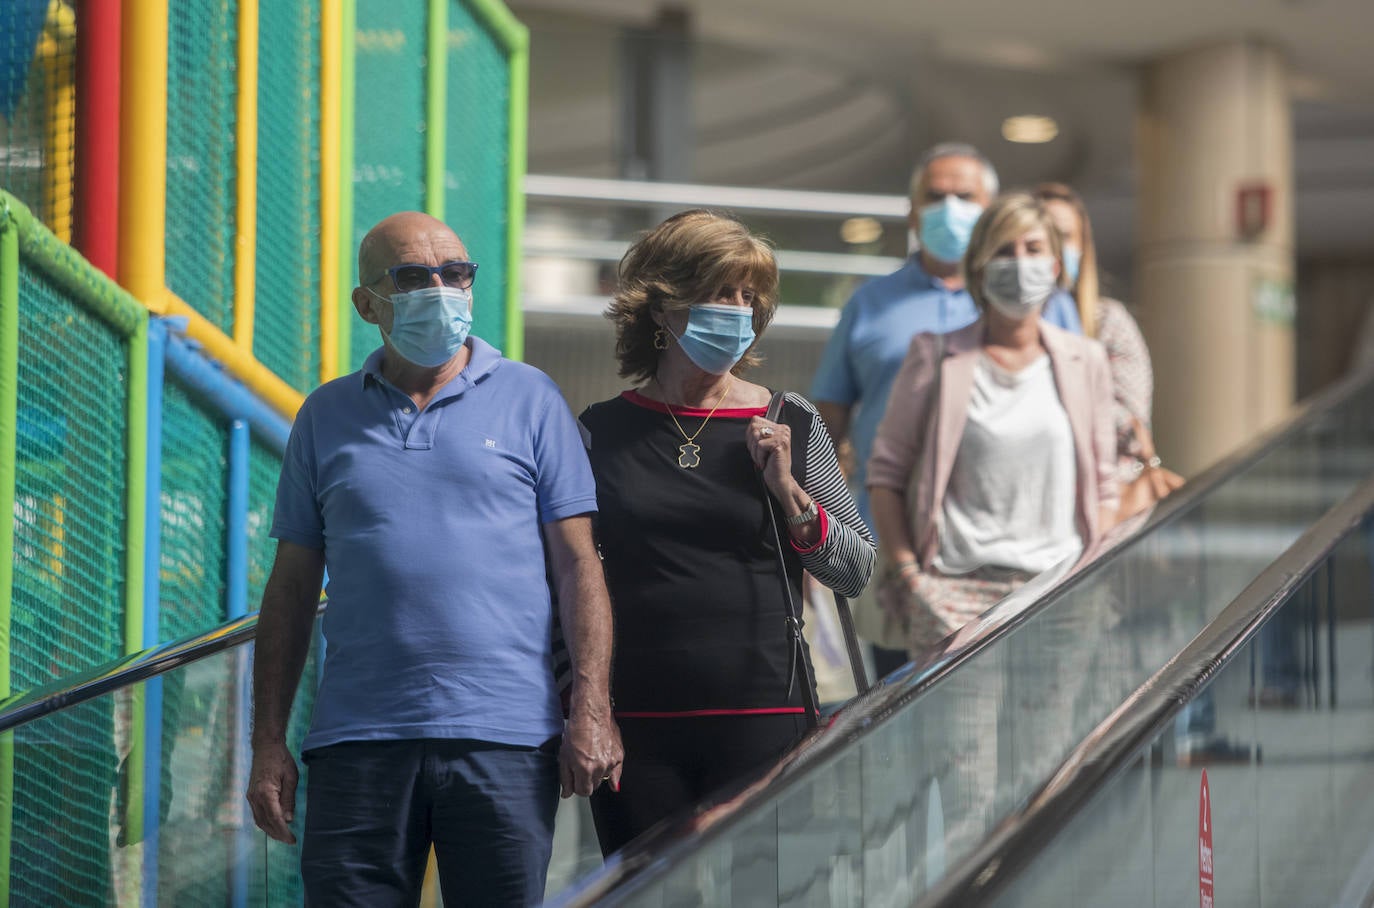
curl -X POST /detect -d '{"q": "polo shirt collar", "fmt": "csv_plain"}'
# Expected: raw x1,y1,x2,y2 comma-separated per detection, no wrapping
360,336,504,402
903,255,960,293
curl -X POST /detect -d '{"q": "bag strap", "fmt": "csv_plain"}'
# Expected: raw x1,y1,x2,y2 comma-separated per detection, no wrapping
761,392,870,728
761,391,819,726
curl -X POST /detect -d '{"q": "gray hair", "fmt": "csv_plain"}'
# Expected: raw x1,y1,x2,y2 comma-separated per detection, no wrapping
907,142,999,200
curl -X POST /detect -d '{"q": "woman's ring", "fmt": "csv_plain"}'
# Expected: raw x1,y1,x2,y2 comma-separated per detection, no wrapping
760,427,774,438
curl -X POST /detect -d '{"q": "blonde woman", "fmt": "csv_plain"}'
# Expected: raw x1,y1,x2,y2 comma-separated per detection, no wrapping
1034,183,1182,518
867,194,1119,655
580,209,875,855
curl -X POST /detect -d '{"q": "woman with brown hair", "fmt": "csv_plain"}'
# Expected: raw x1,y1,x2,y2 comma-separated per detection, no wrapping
580,209,875,855
1033,182,1182,518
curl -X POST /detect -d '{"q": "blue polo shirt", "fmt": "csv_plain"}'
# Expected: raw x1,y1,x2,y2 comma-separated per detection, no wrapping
809,257,1082,527
271,337,598,751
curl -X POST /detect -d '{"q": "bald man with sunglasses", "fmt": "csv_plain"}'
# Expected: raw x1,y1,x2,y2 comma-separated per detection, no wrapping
247,212,621,906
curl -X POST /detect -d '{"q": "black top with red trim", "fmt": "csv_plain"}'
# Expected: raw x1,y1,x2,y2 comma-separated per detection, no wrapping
579,390,875,716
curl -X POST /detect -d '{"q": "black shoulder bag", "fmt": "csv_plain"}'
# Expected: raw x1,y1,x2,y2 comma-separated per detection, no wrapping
760,391,871,729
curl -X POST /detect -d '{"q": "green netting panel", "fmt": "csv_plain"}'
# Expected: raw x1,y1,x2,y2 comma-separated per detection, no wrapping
159,379,229,644
247,438,283,610
9,262,127,908
11,263,127,689
11,695,120,905
0,1,77,240
446,1,510,350
349,0,428,371
254,0,323,392
166,0,238,332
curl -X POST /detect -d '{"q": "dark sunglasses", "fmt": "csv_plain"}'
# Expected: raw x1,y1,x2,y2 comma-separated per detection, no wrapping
372,261,479,293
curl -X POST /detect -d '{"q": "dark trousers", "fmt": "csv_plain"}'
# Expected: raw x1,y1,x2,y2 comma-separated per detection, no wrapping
590,714,806,856
301,738,558,907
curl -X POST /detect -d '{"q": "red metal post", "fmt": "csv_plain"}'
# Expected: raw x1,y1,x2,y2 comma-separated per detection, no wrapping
74,0,120,276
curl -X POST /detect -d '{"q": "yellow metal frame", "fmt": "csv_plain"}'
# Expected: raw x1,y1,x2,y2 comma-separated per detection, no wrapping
320,0,342,381
233,0,259,349
38,1,77,244
120,0,304,420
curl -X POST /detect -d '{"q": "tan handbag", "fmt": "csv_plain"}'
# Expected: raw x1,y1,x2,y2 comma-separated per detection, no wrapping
1117,417,1185,522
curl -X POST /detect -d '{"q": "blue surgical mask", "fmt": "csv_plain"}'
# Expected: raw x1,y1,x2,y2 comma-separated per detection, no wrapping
918,196,984,264
1062,245,1082,284
371,285,473,367
667,304,756,375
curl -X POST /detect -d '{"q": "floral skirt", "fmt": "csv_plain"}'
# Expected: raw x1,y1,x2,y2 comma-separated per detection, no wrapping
880,565,1035,656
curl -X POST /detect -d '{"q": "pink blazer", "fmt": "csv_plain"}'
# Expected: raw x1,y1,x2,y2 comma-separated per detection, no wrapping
867,319,1119,571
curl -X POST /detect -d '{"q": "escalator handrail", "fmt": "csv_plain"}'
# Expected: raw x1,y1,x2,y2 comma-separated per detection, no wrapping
550,366,1374,906
0,601,327,734
916,471,1374,906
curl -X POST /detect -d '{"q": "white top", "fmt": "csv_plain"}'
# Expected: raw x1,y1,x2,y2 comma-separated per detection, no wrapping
933,353,1083,576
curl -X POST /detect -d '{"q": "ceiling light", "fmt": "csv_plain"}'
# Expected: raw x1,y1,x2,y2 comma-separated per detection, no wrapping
1002,115,1059,144
840,217,883,246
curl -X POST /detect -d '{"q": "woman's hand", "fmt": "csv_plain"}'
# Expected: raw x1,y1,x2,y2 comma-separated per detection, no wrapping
747,415,796,501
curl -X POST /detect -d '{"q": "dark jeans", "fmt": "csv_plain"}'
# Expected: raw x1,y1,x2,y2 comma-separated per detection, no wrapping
301,738,559,907
590,714,807,857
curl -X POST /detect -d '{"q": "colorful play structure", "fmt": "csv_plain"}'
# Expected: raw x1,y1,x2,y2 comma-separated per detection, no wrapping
0,0,526,902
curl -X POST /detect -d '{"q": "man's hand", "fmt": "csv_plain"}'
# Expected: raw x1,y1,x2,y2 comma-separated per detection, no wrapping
246,739,300,843
560,710,623,798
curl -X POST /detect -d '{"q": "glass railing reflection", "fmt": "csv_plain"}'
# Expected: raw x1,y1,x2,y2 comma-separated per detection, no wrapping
986,528,1374,906
3,624,317,907
548,373,1374,906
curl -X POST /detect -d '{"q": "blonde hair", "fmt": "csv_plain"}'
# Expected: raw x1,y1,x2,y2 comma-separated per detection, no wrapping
1034,182,1098,337
607,209,779,382
962,193,1066,314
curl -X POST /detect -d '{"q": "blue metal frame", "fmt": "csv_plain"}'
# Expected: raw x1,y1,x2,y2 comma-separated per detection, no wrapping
141,318,167,908
227,420,251,908
161,321,291,455
151,319,293,903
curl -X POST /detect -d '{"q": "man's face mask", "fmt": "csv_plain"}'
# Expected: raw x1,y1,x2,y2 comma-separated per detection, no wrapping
369,285,474,367
917,196,984,264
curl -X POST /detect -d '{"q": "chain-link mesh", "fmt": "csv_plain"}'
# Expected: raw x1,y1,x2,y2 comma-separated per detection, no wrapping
0,0,78,242
11,695,119,905
254,0,323,392
158,379,229,644
165,0,238,332
348,0,428,371
12,262,127,687
10,261,127,907
446,0,510,349
247,438,283,611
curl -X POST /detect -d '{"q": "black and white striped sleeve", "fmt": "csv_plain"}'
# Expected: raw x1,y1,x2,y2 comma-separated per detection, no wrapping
786,392,877,599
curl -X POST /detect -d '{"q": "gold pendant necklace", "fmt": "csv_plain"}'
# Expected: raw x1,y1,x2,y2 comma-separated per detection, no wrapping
657,376,733,469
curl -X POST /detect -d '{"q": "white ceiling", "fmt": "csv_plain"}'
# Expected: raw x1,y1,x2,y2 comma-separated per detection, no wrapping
511,0,1374,267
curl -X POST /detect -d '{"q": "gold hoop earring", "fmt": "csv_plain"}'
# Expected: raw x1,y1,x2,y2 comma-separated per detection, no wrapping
653,328,669,350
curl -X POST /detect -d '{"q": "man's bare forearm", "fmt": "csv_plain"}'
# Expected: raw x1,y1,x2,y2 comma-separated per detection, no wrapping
252,542,325,747
549,517,613,717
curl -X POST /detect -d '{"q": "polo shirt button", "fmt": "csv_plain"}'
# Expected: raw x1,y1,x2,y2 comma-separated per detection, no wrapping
402,406,412,414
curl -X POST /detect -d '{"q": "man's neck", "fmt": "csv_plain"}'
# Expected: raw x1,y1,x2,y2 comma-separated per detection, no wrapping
919,251,965,290
381,343,471,410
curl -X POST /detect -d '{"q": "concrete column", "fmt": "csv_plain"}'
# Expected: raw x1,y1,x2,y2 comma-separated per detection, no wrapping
617,6,693,183
1136,40,1295,476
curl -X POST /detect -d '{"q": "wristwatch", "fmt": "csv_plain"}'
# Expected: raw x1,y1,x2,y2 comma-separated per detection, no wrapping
784,498,818,527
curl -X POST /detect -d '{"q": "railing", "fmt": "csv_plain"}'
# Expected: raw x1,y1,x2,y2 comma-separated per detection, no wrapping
522,174,911,316
548,364,1374,906
920,472,1374,906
